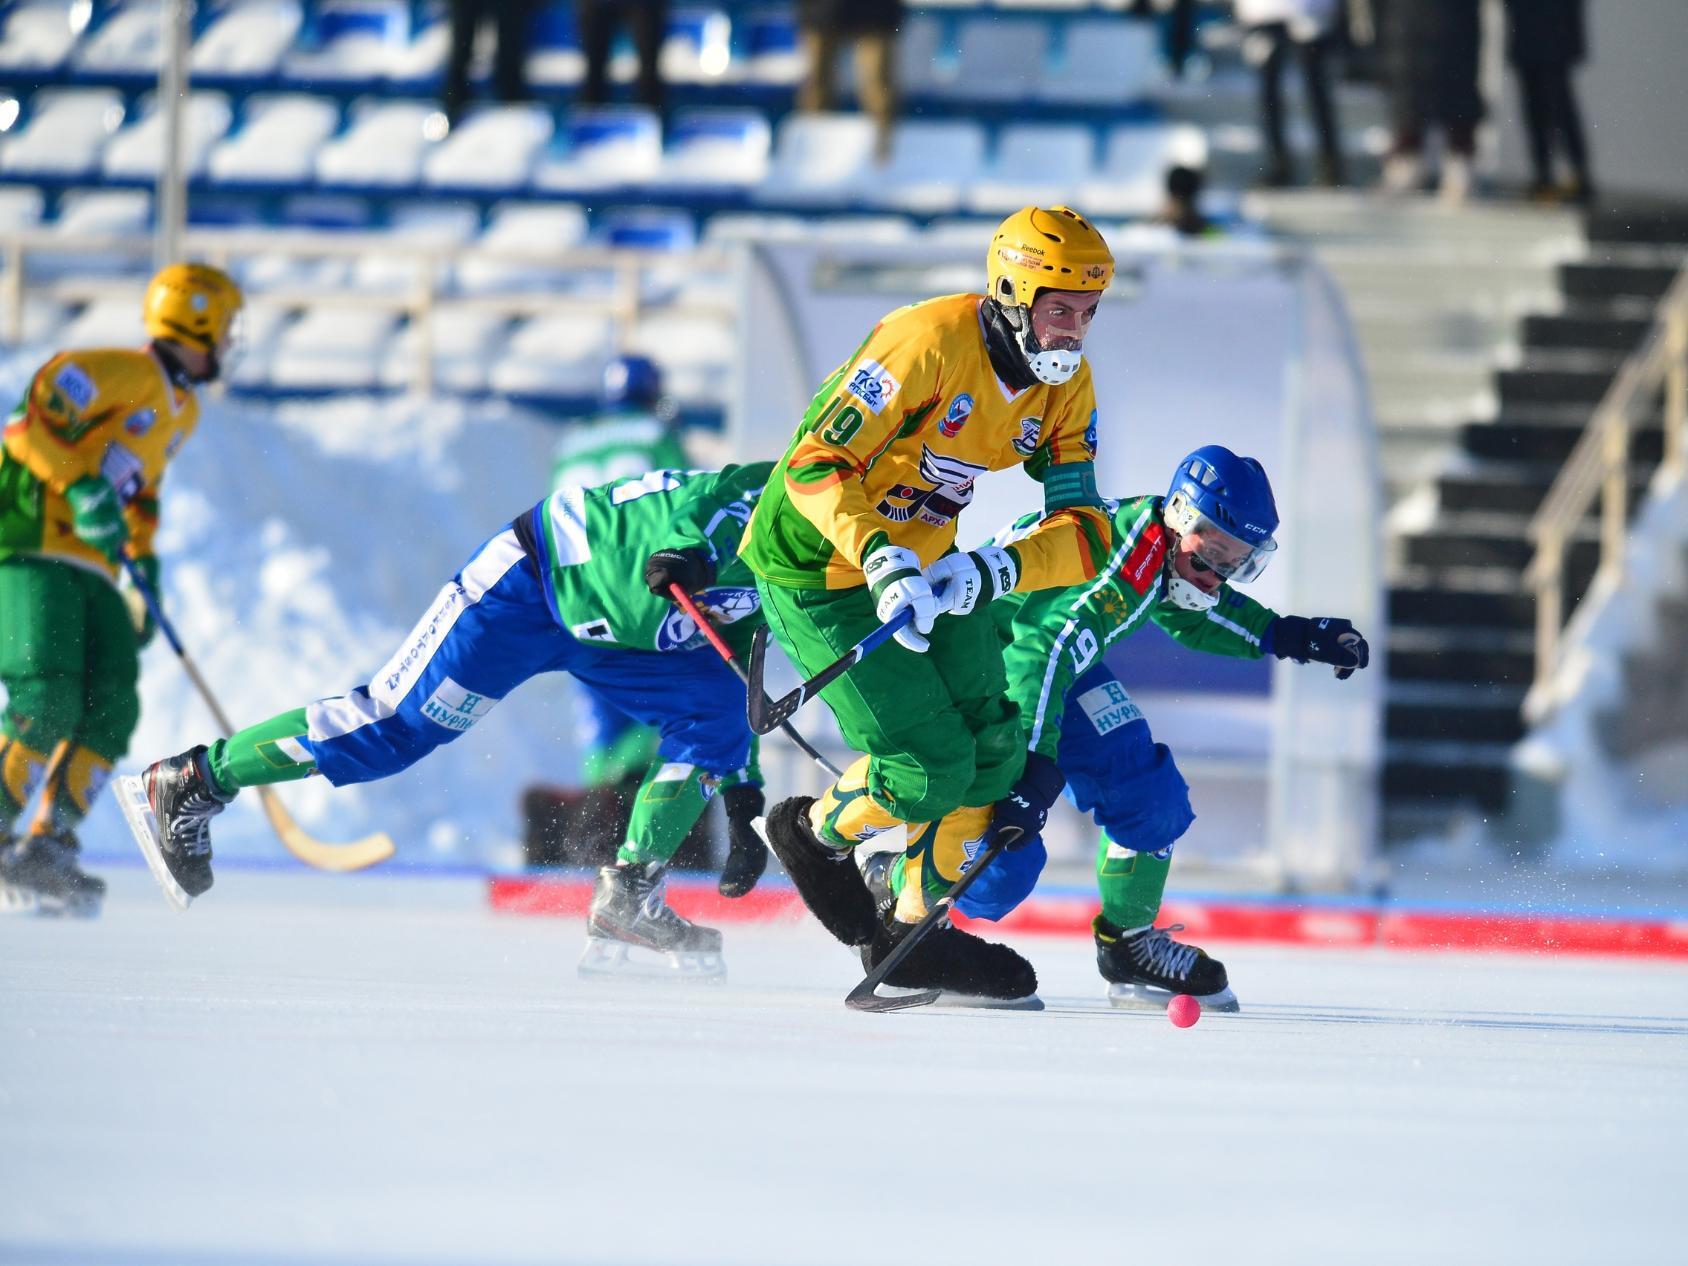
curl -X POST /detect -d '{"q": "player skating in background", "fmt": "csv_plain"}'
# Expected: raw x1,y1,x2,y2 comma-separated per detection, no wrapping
742,205,1117,1005
120,463,774,978
0,264,244,916
861,446,1370,1010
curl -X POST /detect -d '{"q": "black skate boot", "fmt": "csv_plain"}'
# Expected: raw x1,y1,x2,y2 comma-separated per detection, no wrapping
763,796,877,947
117,746,234,910
580,862,725,979
717,783,768,898
858,870,1040,1008
1095,917,1239,1013
0,829,106,917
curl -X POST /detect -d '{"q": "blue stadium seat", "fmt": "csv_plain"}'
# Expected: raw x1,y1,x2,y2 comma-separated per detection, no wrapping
284,0,410,84
526,4,584,88
598,206,696,253
532,107,662,194
650,108,769,191
738,11,803,86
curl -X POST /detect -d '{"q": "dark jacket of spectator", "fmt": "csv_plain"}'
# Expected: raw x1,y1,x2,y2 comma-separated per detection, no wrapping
1503,0,1586,67
797,0,902,35
1383,0,1484,127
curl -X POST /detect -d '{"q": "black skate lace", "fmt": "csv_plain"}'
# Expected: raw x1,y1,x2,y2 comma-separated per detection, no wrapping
1129,924,1200,979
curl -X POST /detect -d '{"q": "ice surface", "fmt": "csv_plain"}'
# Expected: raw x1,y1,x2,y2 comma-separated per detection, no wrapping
3,871,1686,1265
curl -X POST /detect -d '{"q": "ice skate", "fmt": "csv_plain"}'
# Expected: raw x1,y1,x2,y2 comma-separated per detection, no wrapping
762,796,877,947
1096,919,1239,1013
118,746,233,911
0,829,105,918
578,862,725,981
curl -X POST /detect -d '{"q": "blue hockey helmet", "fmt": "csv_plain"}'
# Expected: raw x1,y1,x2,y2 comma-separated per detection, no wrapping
601,354,663,411
1163,445,1279,585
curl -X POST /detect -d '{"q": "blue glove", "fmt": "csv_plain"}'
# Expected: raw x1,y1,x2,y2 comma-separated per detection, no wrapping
1266,616,1370,681
989,751,1066,852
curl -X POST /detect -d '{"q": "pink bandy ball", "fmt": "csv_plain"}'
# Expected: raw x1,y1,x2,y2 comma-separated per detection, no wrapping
1167,994,1202,1028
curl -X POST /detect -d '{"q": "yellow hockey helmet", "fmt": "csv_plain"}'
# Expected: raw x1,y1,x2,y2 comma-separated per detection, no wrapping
987,205,1114,310
143,263,244,354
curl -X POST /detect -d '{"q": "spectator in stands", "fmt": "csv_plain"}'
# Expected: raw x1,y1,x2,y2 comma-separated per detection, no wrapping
1155,164,1221,238
1236,0,1346,188
796,0,902,160
443,0,535,124
1379,0,1484,204
578,0,669,111
1504,0,1593,205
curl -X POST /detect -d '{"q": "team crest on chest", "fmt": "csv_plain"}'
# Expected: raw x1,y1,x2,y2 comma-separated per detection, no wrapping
939,393,974,439
875,446,988,528
1011,417,1043,458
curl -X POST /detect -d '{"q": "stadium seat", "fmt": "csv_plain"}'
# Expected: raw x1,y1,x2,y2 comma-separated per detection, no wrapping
487,311,616,398
1078,123,1208,218
1040,18,1160,105
0,187,45,231
964,123,1094,214
700,212,807,244
386,18,449,86
208,94,341,185
225,303,292,389
102,92,233,181
857,120,987,216
738,12,803,86
191,1,304,78
380,304,511,392
58,299,149,349
651,109,770,191
315,99,436,188
0,2,83,73
0,89,125,180
658,9,732,84
457,201,590,294
422,104,553,191
283,0,410,82
353,203,481,291
532,107,662,194
268,306,402,390
598,206,696,250
938,18,1048,101
51,189,152,237
892,16,949,98
72,4,163,76
526,4,584,88
754,113,878,208
621,311,734,404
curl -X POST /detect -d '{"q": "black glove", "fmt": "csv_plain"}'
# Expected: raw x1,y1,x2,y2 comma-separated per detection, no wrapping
718,782,767,898
643,547,716,599
989,751,1066,852
1266,616,1370,680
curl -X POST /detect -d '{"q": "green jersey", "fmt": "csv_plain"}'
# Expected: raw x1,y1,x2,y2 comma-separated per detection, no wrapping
516,463,774,656
547,411,691,495
991,495,1279,759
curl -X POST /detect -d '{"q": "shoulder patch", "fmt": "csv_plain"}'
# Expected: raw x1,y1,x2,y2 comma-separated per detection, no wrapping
1119,521,1167,596
125,408,157,437
844,358,900,415
1011,416,1043,457
1083,410,1098,460
53,363,97,412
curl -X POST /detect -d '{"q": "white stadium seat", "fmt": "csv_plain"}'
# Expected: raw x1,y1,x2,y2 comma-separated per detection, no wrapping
1078,123,1209,218
621,312,734,404
386,19,449,84
72,5,163,75
268,307,401,390
532,107,662,193
52,188,151,236
283,0,410,81
457,201,590,294
192,1,304,77
102,92,233,181
754,113,878,207
0,187,45,231
964,123,1094,214
208,94,341,184
422,104,552,191
857,120,987,216
0,3,82,73
893,16,949,98
0,89,125,179
526,5,584,88
353,204,481,292
380,305,511,392
315,100,435,187
487,312,616,397
652,109,770,191
937,19,1048,101
58,299,148,349
1040,18,1161,106
658,9,732,85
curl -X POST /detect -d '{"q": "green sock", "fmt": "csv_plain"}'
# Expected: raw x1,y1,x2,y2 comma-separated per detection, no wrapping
615,761,714,869
1096,833,1172,932
209,707,317,792
583,723,659,787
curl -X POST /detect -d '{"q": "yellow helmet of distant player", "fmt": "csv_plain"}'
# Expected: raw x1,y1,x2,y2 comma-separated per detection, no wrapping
143,263,243,355
987,205,1114,310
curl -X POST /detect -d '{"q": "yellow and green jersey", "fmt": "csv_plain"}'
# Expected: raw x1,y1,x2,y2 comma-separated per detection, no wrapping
742,293,1110,593
0,346,200,578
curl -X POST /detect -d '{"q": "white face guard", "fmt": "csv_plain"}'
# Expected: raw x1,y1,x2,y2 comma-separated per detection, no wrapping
1163,565,1219,611
1026,346,1082,386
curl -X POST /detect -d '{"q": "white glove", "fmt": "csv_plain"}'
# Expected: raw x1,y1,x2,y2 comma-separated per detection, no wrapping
863,542,937,653
926,545,1019,619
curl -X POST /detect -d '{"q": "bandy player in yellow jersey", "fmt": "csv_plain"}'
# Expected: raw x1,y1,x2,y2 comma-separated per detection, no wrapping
0,263,243,916
743,206,1115,1004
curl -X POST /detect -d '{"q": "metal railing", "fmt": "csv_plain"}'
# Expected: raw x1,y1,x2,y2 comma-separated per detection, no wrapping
1525,261,1688,702
0,227,735,395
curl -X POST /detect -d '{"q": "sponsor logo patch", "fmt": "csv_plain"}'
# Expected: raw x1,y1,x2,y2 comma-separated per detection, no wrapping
1010,416,1043,458
1083,410,1098,460
874,446,987,528
571,618,617,643
959,829,991,872
383,587,466,695
1077,681,1143,736
124,408,157,437
844,358,900,415
938,393,974,439
1119,522,1167,596
54,364,96,411
420,677,499,733
654,585,760,652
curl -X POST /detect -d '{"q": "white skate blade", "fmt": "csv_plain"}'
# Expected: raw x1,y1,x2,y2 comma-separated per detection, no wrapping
1107,981,1240,1014
874,983,1045,1012
0,882,41,917
116,774,191,912
576,935,726,983
0,880,100,919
